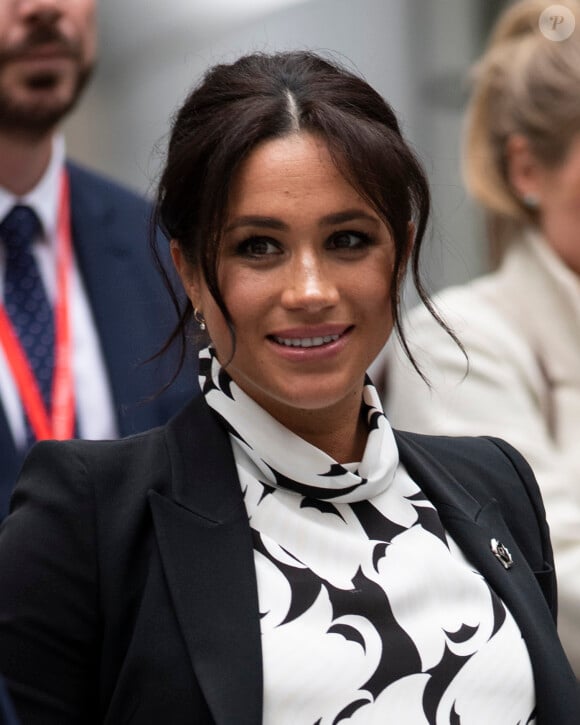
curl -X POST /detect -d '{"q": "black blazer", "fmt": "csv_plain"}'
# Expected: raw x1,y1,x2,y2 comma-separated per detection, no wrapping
0,162,194,517
0,395,578,724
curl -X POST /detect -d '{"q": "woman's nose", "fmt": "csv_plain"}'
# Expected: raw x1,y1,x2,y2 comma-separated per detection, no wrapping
280,252,339,311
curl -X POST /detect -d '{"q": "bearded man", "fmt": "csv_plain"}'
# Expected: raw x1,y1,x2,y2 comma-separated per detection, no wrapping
0,1,191,517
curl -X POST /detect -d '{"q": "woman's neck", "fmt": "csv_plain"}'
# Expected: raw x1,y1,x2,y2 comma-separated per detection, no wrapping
274,396,368,463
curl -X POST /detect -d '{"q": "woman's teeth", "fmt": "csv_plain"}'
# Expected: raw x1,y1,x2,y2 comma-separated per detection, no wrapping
273,334,340,348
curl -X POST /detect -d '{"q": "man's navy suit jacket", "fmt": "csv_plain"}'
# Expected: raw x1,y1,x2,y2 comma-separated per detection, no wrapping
0,161,194,517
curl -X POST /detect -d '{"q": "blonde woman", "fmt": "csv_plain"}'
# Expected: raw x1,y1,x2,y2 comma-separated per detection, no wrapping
384,0,580,675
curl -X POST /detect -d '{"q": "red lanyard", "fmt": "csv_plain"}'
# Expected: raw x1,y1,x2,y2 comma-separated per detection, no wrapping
0,170,75,440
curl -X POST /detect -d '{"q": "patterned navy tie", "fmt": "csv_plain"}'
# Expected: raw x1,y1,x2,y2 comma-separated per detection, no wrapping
1,205,54,441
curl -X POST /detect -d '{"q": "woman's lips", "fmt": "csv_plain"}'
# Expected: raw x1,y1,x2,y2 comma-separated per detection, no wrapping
271,332,341,348
267,325,353,356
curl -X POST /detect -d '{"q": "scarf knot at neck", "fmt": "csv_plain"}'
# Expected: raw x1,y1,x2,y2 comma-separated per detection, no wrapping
199,347,399,503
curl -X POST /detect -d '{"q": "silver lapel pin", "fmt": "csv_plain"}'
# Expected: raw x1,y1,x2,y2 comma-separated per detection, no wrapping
490,538,514,569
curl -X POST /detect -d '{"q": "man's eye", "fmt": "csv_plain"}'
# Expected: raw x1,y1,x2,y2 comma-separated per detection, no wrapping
237,237,280,257
328,231,372,250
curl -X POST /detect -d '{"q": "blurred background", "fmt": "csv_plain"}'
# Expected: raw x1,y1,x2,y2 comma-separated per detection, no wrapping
64,0,507,297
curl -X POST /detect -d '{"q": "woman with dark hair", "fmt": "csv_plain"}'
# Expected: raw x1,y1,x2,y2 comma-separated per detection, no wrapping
0,51,577,724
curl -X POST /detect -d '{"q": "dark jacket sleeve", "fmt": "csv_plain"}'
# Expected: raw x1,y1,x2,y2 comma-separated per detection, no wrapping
0,442,100,724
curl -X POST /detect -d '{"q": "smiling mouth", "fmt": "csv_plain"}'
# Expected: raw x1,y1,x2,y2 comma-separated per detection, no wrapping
270,330,348,348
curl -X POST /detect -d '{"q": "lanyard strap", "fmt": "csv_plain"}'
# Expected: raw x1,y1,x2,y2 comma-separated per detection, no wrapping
0,171,75,440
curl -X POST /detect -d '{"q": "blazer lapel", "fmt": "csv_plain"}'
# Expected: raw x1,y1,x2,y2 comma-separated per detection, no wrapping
66,162,123,365
66,163,134,427
395,431,576,722
149,398,263,725
66,162,179,435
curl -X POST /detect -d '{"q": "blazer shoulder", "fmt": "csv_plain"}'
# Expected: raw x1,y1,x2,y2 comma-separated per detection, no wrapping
394,430,553,567
395,430,538,496
13,425,167,493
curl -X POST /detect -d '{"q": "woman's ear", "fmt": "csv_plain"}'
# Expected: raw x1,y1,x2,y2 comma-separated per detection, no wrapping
170,240,201,307
505,134,543,205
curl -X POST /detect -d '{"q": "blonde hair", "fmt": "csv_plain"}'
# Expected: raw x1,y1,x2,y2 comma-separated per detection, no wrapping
463,0,580,257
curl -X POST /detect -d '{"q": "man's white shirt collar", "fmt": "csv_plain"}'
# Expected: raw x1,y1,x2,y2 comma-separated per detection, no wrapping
0,134,65,243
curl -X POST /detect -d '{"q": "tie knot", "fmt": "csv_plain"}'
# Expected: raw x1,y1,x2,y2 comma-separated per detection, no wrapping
0,205,42,256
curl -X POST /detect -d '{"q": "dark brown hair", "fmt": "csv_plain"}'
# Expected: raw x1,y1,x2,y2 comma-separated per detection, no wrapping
152,50,456,379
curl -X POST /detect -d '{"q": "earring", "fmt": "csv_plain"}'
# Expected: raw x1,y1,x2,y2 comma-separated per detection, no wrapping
193,308,206,331
521,193,540,209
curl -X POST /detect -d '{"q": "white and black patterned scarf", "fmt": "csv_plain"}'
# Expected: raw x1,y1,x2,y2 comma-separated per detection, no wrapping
199,346,398,503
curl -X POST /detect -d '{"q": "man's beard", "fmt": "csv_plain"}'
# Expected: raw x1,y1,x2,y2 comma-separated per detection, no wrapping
0,22,94,139
0,65,93,138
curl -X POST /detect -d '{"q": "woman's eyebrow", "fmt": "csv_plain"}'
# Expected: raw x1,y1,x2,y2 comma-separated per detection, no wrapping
224,216,288,233
319,209,380,227
225,209,380,233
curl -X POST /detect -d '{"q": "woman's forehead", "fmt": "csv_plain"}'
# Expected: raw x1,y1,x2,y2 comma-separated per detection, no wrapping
226,132,374,222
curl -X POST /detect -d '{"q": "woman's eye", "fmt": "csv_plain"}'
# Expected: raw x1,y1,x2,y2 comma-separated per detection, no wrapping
237,237,281,257
328,231,372,250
